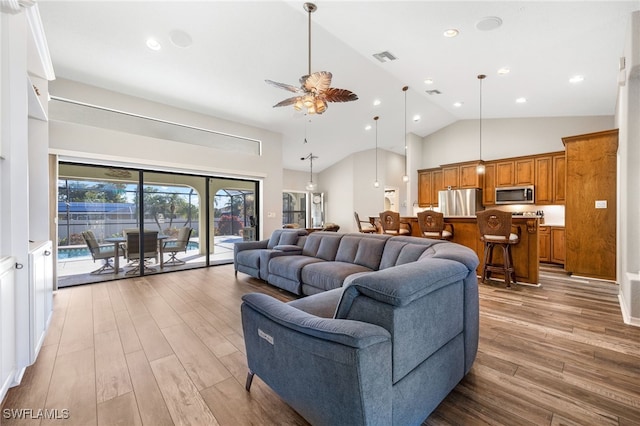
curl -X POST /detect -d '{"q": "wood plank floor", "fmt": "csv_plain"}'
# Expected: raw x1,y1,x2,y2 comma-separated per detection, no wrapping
2,264,640,425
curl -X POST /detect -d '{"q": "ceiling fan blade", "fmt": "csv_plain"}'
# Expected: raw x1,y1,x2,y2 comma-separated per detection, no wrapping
321,88,359,103
273,96,301,108
302,71,332,93
265,79,303,94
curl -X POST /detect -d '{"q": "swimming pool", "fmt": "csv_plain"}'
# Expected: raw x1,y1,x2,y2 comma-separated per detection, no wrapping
58,241,200,260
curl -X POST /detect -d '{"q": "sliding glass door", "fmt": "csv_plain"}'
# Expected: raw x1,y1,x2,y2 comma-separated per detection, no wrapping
57,163,258,287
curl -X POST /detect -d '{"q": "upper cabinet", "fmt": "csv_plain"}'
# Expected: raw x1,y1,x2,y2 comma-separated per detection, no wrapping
420,152,565,208
417,168,441,207
441,161,483,189
535,152,565,205
482,163,496,206
496,158,534,187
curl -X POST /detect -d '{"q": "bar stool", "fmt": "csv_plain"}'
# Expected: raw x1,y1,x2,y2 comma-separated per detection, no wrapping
354,212,377,233
379,210,411,236
416,210,453,240
477,209,521,288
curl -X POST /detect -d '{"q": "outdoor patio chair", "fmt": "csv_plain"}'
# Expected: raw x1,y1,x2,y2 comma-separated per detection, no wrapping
82,230,122,274
163,227,192,266
123,229,159,275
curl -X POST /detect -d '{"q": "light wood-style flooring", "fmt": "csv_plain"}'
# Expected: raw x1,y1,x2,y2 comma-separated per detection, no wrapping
2,264,640,425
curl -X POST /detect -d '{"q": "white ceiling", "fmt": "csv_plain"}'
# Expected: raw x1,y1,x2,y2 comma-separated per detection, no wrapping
37,1,639,172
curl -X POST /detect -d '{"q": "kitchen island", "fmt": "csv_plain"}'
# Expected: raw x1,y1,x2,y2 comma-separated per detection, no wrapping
401,216,540,285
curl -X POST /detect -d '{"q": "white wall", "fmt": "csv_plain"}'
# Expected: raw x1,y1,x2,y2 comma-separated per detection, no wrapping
422,116,615,168
48,79,284,239
617,10,640,326
319,155,356,232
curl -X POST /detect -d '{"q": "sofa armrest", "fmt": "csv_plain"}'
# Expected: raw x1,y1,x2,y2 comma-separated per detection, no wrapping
242,293,390,347
234,239,269,254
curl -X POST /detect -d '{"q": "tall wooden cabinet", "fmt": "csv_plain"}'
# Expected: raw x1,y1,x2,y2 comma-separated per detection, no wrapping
563,129,618,281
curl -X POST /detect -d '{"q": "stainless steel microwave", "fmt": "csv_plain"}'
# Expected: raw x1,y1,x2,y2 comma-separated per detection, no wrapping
495,185,535,204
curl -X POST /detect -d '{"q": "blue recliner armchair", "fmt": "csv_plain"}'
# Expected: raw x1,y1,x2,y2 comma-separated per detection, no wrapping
241,238,479,426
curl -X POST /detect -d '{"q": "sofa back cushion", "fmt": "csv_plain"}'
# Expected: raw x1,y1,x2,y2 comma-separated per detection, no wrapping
302,232,344,260
379,239,436,269
335,234,389,270
267,229,306,249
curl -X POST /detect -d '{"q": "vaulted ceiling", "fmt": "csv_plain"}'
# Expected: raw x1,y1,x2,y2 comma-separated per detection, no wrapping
38,1,639,171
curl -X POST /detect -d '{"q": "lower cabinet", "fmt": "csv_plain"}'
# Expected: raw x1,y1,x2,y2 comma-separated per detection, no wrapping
539,226,565,266
28,241,53,364
0,257,17,403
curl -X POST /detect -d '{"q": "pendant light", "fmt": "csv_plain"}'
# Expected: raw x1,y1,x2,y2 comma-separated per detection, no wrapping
477,74,486,174
302,153,317,191
402,86,409,182
374,116,380,188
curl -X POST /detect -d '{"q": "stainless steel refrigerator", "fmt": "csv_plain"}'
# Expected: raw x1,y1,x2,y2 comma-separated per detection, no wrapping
438,188,484,217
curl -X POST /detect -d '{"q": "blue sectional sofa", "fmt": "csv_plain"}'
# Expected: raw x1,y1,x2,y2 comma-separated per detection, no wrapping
236,231,480,425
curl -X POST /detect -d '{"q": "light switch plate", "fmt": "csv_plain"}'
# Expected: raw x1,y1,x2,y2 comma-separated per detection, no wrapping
595,200,607,209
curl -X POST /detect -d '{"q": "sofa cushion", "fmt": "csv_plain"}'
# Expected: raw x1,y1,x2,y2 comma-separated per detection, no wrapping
302,232,344,260
301,261,374,293
335,234,389,270
268,255,325,282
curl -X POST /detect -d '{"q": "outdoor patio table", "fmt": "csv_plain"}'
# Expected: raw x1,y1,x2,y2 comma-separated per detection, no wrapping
105,234,168,273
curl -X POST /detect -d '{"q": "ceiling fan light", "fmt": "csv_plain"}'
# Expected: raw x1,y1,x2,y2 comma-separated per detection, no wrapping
315,99,327,114
303,95,315,108
294,98,303,111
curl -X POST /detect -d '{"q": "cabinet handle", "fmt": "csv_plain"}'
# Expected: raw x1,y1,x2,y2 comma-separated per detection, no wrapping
15,262,24,269
44,250,51,256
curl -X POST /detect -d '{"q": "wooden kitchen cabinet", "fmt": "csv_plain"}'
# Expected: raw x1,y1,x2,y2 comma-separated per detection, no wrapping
418,168,441,207
515,158,535,185
459,161,484,188
496,161,515,187
539,226,551,262
536,153,565,205
539,226,565,265
553,154,566,203
483,163,496,206
535,156,554,204
551,227,565,264
563,129,617,281
442,166,459,189
496,158,535,187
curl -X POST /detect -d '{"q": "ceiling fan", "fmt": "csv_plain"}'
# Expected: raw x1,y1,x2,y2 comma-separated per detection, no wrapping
265,2,358,115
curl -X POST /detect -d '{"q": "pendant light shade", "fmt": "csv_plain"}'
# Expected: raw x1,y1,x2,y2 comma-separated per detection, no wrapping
402,86,409,182
477,74,486,174
374,116,380,188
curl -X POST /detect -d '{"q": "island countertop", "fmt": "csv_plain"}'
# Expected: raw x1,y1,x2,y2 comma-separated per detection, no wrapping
400,216,540,285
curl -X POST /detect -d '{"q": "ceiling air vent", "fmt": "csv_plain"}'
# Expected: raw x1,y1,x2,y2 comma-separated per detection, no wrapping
426,89,442,95
373,51,397,63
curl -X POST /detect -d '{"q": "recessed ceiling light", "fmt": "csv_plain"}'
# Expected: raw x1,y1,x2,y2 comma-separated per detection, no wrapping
476,16,503,31
365,124,372,131
413,115,421,122
373,99,381,106
443,29,459,38
146,38,161,51
424,78,434,85
497,67,510,75
453,102,463,107
569,75,584,84
516,97,527,103
169,29,193,48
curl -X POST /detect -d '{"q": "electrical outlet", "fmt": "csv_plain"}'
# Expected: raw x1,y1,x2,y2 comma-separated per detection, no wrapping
267,212,276,218
595,200,607,209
